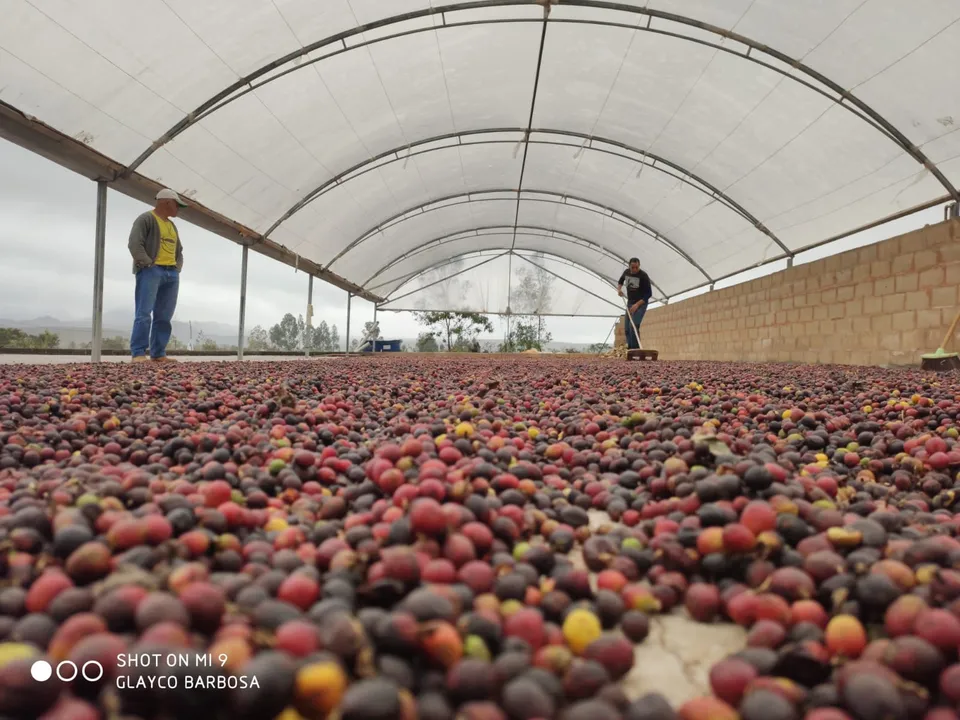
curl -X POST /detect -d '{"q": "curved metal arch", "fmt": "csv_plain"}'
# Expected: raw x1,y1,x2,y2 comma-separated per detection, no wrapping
263,128,788,255
367,225,663,295
386,248,619,300
375,234,669,304
121,0,958,203
322,188,715,282
367,224,629,288
380,247,632,313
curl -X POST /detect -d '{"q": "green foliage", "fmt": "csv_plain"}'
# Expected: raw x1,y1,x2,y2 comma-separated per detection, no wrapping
507,253,554,351
167,336,186,350
193,330,218,352
269,313,304,351
247,325,271,351
250,315,343,353
415,332,439,352
414,311,493,352
100,336,129,351
308,320,340,352
499,317,551,352
78,335,127,351
0,328,60,349
587,342,610,354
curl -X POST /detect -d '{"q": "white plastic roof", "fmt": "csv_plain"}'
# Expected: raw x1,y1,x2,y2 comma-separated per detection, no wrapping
2,0,959,311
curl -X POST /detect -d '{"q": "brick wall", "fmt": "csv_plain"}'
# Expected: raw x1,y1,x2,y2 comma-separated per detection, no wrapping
639,218,960,366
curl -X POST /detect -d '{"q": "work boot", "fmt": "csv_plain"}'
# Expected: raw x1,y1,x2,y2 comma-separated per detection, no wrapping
132,356,149,363
152,357,177,363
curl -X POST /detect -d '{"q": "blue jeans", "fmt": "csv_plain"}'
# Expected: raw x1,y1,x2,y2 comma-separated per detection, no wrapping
625,304,648,350
131,265,179,358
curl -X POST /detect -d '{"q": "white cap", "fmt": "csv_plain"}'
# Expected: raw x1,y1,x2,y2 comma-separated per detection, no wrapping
156,188,187,207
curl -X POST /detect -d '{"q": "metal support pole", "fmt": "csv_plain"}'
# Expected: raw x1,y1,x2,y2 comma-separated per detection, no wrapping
305,275,313,357
237,244,248,361
787,257,794,268
346,293,352,354
373,305,378,352
949,202,960,220
709,282,715,291
91,181,107,363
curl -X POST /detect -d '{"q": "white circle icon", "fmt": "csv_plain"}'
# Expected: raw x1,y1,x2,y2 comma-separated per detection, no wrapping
81,661,104,682
30,661,52,682
56,661,78,682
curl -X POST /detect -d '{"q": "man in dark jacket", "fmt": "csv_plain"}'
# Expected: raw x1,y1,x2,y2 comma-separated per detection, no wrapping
617,257,652,350
128,189,186,363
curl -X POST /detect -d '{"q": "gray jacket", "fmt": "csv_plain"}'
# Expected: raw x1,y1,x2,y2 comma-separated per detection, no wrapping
128,211,184,274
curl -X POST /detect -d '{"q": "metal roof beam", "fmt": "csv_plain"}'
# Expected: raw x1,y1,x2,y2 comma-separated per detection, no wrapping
379,247,660,309
0,101,383,305
365,227,669,298
120,0,958,203
364,224,630,288
385,251,510,307
262,128,787,256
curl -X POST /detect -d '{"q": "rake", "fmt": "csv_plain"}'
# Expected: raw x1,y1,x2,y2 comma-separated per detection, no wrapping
622,296,659,362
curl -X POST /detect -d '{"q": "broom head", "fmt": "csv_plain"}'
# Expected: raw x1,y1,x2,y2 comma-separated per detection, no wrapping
921,347,960,371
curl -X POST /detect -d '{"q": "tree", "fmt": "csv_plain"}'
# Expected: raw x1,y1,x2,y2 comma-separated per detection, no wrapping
414,311,493,352
587,342,610,354
33,330,60,349
269,313,303,351
510,254,555,349
331,324,341,352
0,329,25,348
101,336,128,351
309,321,330,352
499,318,547,352
247,326,271,351
349,338,360,352
199,337,219,352
0,328,60,349
415,333,439,352
168,336,186,350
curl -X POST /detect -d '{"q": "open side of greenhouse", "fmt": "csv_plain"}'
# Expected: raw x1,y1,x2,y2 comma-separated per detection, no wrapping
2,0,960,363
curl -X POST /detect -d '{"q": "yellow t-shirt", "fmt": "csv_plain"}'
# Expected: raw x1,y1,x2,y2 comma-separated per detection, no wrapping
152,212,179,267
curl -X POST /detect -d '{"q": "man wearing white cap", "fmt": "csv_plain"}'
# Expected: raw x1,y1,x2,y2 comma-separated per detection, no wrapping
127,189,187,363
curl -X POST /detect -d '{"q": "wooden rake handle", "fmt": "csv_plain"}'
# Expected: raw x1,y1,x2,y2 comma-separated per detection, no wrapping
940,310,960,350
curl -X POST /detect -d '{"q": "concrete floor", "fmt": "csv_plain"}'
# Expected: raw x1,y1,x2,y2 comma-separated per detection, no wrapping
582,511,746,705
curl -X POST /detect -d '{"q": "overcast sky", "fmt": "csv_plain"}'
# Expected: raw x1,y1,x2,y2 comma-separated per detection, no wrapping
0,137,945,346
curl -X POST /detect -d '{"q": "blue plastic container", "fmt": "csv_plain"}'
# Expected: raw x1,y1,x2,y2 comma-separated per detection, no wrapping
360,339,401,353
